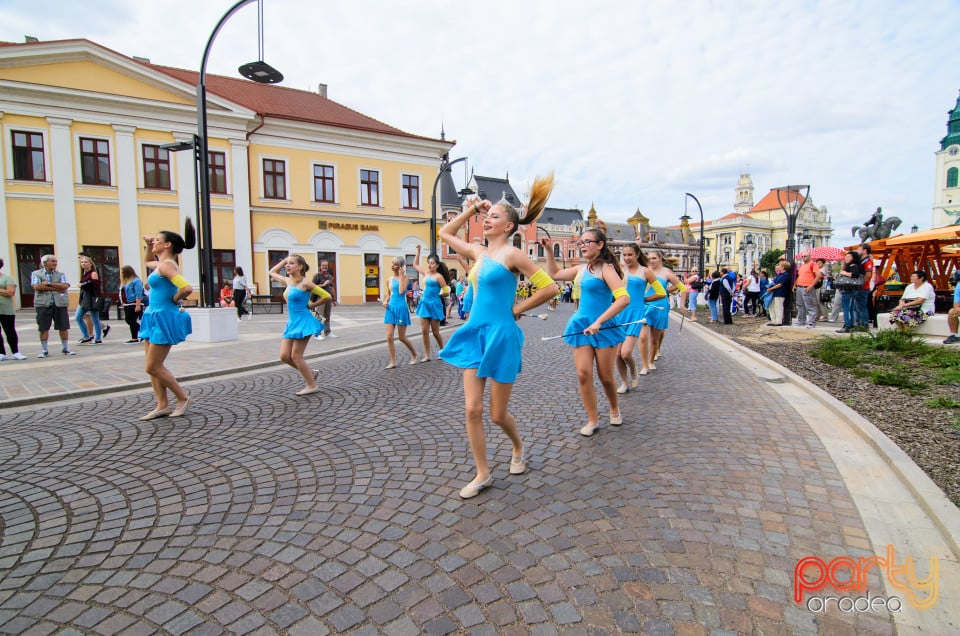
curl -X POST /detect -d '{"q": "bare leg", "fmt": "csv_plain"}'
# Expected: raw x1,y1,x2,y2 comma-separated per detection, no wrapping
385,324,397,366
638,325,652,372
144,342,187,409
652,328,666,361
397,325,418,362
280,338,316,387
573,346,599,425
618,336,637,386
430,319,444,350
420,318,432,360
463,370,490,484
594,346,620,416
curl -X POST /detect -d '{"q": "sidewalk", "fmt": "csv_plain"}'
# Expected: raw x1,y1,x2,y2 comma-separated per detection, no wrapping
0,305,422,406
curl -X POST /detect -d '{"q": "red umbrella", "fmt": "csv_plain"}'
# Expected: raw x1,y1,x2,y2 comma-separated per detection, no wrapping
800,246,846,261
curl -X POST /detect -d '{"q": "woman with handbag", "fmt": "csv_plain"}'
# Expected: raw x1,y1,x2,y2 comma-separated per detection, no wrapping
835,251,865,333
75,254,109,344
889,271,936,331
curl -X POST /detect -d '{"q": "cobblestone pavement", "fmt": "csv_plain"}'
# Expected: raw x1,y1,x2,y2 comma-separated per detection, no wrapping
0,305,913,634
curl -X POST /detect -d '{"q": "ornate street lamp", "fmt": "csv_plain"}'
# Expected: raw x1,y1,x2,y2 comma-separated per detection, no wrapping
682,192,705,275
774,184,810,325
196,0,283,307
429,155,471,256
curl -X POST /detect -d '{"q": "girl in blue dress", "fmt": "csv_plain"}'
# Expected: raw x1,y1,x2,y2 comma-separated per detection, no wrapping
439,174,559,499
412,244,450,362
269,255,332,396
644,250,684,370
544,228,630,437
616,243,666,390
382,256,419,368
139,220,196,421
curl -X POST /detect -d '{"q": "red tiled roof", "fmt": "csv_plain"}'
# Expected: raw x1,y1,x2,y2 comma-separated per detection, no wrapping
0,38,446,144
751,189,806,213
146,63,441,142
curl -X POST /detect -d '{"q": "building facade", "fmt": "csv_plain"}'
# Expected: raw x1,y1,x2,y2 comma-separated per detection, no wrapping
0,38,451,308
933,91,960,228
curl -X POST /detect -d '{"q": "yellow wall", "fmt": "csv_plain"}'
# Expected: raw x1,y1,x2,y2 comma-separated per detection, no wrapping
76,203,120,247
0,61,192,104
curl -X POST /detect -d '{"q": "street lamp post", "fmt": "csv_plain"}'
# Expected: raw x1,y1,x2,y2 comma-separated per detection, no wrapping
774,184,810,326
429,155,469,256
683,193,705,275
196,0,283,307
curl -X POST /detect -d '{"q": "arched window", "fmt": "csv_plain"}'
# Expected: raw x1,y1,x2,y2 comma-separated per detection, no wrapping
513,234,522,249
948,167,959,188
537,243,544,257
553,244,561,258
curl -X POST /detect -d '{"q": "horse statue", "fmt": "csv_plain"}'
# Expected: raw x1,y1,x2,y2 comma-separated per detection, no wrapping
851,216,902,243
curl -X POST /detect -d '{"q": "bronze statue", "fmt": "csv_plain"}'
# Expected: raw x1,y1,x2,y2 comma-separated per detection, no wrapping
851,207,901,243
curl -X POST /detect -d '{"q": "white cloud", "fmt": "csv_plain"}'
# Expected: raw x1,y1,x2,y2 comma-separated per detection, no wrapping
2,0,958,243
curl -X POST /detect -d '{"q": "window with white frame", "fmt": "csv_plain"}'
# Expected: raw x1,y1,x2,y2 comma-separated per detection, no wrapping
360,169,380,206
314,164,336,203
263,158,286,199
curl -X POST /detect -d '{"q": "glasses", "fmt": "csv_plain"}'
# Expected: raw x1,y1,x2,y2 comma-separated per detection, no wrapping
576,239,599,247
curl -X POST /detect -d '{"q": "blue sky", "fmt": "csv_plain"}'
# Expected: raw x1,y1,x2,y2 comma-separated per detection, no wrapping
2,0,958,244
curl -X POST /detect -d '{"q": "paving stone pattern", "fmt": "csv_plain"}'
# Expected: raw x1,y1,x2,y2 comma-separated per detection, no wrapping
0,313,896,634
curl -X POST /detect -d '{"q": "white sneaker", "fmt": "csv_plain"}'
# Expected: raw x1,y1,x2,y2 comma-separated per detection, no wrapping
326,333,338,339
317,333,326,341
616,382,628,394
12,353,27,361
0,354,6,361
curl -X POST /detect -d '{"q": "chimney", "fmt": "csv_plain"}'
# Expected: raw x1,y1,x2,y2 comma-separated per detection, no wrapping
317,83,327,98
24,36,39,43
133,56,151,64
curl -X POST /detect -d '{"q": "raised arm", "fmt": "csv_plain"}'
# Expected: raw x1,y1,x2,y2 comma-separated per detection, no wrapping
269,258,290,285
440,199,487,263
541,238,581,281
412,245,428,277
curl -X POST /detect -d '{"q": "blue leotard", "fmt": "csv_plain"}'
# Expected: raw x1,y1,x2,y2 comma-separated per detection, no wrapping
139,271,192,345
619,271,648,338
440,255,523,384
384,278,411,326
416,277,444,321
563,267,625,348
641,275,670,330
282,285,323,339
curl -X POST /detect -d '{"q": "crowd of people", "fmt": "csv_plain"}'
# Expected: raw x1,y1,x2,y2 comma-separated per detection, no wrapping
4,204,959,498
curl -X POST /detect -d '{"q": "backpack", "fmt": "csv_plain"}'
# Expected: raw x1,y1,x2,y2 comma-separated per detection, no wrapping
708,279,722,300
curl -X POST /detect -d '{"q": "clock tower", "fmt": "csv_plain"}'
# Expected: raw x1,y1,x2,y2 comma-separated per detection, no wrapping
933,90,960,228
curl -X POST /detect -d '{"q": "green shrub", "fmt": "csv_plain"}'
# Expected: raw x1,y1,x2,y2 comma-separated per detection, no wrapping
870,368,926,390
927,396,960,409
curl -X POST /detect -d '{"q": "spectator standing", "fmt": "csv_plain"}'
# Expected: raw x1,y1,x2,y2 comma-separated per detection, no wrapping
683,268,701,322
31,255,75,357
744,270,761,316
758,270,770,317
765,262,791,326
232,266,250,321
834,251,865,333
719,268,735,325
857,243,876,330
813,259,829,321
312,260,336,339
792,253,821,328
76,254,109,344
0,258,26,360
119,265,146,343
705,272,720,322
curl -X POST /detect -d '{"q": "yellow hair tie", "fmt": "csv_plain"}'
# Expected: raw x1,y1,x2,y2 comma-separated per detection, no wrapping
312,286,331,299
170,275,190,290
529,269,554,290
612,287,629,300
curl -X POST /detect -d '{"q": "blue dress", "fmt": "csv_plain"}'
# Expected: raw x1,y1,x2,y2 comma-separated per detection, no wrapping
139,271,192,345
641,275,670,330
384,278,411,326
282,285,323,339
416,277,444,321
441,255,523,384
563,267,625,348
461,280,474,315
619,271,648,338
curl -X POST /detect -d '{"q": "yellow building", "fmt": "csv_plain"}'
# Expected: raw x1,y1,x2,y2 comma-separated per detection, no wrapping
0,38,452,307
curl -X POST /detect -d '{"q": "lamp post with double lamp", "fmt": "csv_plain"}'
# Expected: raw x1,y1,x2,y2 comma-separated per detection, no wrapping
681,192,705,276
429,155,471,256
774,184,810,325
195,0,283,308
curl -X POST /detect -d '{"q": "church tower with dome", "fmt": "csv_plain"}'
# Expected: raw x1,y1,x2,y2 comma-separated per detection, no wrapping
734,173,754,215
933,91,960,227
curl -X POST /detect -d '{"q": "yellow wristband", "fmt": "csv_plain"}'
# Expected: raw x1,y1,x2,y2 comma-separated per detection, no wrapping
441,286,451,296
650,279,666,296
170,275,190,290
612,287,629,300
529,269,555,290
675,281,687,293
312,286,332,299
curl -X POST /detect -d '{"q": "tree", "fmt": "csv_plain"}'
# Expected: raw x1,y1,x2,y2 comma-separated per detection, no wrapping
759,249,784,274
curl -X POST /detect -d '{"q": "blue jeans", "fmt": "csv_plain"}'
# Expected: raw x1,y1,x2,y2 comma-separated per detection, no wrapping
75,305,102,340
852,289,869,327
707,298,719,321
841,290,857,328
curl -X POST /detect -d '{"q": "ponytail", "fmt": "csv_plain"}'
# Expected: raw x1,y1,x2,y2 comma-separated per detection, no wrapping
501,172,555,233
160,218,197,255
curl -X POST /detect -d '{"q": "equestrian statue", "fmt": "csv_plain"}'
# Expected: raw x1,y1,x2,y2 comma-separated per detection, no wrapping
851,207,902,243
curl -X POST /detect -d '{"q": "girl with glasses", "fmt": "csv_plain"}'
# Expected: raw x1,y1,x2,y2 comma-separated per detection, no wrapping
543,228,630,437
